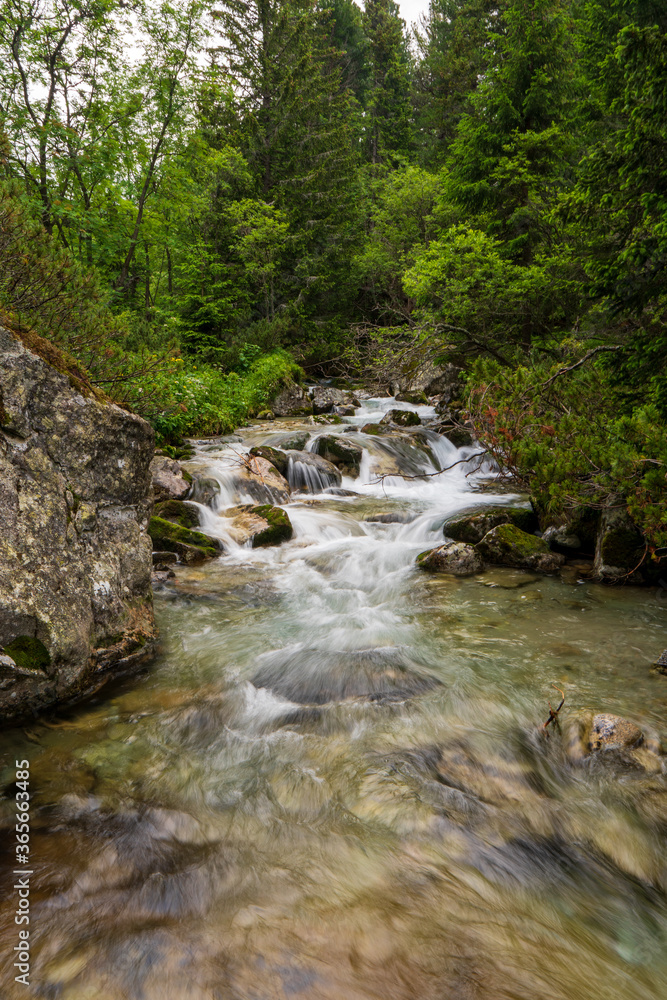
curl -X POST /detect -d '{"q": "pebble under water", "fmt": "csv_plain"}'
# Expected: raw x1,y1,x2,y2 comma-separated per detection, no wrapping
1,397,667,1000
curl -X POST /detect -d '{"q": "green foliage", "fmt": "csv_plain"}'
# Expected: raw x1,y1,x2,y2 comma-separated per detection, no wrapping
146,350,302,442
468,354,667,553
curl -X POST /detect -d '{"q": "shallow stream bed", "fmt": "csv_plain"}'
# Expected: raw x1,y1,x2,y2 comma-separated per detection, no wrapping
1,398,667,999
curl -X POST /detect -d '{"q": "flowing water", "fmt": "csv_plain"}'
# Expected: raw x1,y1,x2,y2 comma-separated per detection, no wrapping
2,398,667,1000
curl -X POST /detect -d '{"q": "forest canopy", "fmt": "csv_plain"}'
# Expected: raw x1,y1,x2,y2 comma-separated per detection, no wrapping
1,0,666,547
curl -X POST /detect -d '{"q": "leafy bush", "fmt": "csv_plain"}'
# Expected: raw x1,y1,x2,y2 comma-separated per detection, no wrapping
467,353,667,556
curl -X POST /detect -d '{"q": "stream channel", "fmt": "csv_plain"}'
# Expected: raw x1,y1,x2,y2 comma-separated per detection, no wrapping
1,396,667,999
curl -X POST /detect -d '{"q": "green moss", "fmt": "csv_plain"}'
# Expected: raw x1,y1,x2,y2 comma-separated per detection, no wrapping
313,435,362,475
154,500,200,529
249,445,289,476
383,409,421,427
148,516,218,558
445,507,538,544
248,505,293,547
4,636,51,672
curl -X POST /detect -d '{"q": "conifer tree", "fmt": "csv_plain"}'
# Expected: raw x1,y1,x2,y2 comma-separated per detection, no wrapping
363,0,414,163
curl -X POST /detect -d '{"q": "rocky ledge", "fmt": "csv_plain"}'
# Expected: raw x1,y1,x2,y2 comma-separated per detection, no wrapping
0,325,158,724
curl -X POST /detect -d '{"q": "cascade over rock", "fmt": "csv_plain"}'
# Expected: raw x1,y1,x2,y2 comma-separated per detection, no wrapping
0,325,158,723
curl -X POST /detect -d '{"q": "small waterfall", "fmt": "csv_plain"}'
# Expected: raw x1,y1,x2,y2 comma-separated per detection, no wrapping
287,454,340,493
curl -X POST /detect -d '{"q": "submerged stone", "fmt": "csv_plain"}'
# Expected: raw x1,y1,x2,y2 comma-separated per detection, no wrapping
475,524,564,574
251,646,441,704
417,541,484,577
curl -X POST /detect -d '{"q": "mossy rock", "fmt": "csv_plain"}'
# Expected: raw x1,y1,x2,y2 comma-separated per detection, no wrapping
249,445,289,476
417,542,484,576
475,524,564,574
380,409,421,427
445,507,538,544
313,414,344,425
313,434,363,476
229,504,293,547
396,390,428,405
154,500,200,529
249,504,293,546
360,423,392,436
3,636,51,672
148,516,218,561
442,427,474,448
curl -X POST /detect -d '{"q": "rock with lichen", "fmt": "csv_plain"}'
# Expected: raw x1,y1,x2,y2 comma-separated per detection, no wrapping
416,541,484,576
224,504,293,547
475,524,564,573
0,323,158,723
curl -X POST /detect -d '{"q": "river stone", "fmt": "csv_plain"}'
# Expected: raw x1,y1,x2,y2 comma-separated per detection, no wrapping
564,710,656,767
440,426,475,448
286,451,342,492
224,504,293,547
235,455,291,504
654,650,667,674
271,432,309,451
396,390,428,405
188,476,221,508
148,517,219,562
312,435,363,477
334,405,357,416
594,507,645,582
150,456,191,501
417,542,484,576
380,409,421,427
154,499,201,530
360,422,393,436
365,512,415,524
248,445,289,477
0,323,158,723
543,525,582,551
311,386,348,414
474,524,564,573
251,646,441,704
270,384,313,417
445,507,538,544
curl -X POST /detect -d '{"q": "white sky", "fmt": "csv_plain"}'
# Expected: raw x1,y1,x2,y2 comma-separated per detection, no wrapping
397,0,429,30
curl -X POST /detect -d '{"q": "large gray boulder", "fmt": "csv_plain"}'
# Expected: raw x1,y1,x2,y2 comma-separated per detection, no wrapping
0,325,157,723
270,383,313,417
311,385,348,414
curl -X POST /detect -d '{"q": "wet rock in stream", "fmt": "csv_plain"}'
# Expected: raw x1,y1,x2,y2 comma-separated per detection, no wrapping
417,541,484,576
251,646,441,704
312,434,363,477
